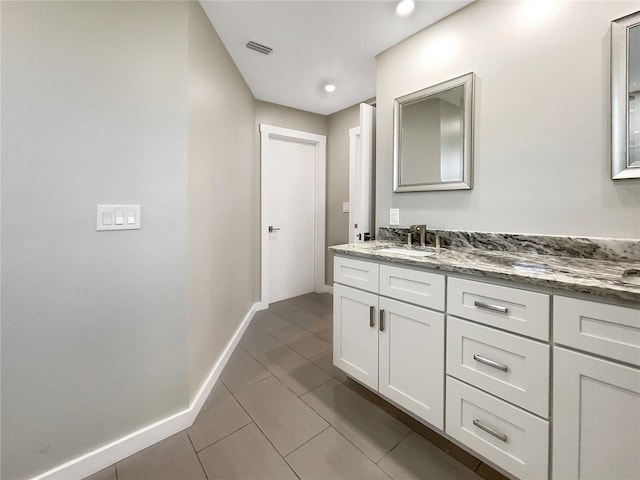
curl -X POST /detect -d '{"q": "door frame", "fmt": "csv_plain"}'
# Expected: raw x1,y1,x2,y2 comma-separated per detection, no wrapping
259,124,326,309
348,126,360,243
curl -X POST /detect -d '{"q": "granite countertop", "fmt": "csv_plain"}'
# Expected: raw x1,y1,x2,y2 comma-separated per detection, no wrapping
330,240,640,304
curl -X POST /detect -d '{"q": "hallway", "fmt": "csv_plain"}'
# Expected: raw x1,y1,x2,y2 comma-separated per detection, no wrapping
86,293,499,480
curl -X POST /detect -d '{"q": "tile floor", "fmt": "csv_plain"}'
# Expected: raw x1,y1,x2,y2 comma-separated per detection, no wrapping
86,293,507,480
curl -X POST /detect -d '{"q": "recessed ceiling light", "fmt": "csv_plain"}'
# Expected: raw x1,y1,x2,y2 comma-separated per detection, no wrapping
396,0,415,17
324,84,336,93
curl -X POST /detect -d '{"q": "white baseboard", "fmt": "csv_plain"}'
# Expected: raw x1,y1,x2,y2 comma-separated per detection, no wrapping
323,285,334,295
255,301,269,311
32,303,259,480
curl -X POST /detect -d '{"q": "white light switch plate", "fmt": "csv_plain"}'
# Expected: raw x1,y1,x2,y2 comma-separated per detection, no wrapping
97,205,141,231
390,208,400,225
342,202,349,213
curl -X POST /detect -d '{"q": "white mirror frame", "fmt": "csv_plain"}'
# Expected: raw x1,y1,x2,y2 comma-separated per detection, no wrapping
393,72,474,192
611,11,640,180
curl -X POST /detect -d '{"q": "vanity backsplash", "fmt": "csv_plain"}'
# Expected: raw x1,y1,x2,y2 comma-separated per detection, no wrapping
378,226,640,263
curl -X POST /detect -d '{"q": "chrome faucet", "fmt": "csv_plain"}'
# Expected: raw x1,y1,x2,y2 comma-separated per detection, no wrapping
409,224,427,247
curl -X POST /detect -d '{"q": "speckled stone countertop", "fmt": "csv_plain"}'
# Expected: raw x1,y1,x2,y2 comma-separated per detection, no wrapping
330,241,640,304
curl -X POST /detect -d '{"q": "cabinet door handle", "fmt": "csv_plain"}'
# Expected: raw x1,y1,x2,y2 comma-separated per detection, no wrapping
474,300,509,315
379,309,385,331
473,419,508,442
473,354,509,372
369,306,375,327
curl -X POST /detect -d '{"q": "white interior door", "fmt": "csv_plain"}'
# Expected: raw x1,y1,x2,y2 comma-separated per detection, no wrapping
268,138,315,302
260,125,326,306
349,103,376,243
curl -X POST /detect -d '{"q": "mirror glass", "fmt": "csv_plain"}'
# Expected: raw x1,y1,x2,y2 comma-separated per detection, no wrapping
393,73,474,192
612,11,640,179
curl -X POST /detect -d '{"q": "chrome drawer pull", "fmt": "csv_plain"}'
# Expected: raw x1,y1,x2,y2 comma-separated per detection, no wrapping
474,300,509,314
369,306,375,328
473,354,509,372
473,419,508,443
379,309,385,331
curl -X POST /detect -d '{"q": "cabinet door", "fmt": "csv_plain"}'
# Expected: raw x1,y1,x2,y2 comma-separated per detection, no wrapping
378,297,444,429
333,283,379,390
553,347,640,480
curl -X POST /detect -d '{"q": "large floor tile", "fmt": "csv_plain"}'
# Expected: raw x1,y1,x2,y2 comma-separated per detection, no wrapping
117,432,206,480
286,427,390,480
298,299,333,317
252,310,293,332
239,325,283,357
311,292,333,305
235,376,328,455
258,345,331,396
299,292,332,304
187,383,252,451
302,380,410,462
83,465,116,480
280,309,331,333
221,347,272,393
269,297,307,315
270,324,313,344
198,423,297,480
316,327,333,342
378,432,482,480
311,351,347,382
289,333,332,359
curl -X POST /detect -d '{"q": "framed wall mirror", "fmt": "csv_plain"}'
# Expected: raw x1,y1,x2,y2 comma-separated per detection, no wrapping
612,11,640,180
393,73,474,192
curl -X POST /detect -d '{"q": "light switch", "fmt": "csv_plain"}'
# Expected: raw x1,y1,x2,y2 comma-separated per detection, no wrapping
97,205,141,231
102,211,113,225
342,202,349,213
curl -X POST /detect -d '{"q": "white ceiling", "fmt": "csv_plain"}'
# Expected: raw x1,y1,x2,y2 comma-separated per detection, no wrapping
199,1,474,115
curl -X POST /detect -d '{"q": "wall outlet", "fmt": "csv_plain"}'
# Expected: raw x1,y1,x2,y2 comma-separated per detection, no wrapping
342,202,349,213
390,208,400,225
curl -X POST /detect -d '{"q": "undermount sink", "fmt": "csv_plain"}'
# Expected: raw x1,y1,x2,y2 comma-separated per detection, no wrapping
621,268,640,285
377,247,437,258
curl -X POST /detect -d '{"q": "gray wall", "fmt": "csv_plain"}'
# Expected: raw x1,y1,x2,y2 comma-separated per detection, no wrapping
376,1,640,238
256,100,329,137
187,2,257,398
326,104,361,284
1,2,258,478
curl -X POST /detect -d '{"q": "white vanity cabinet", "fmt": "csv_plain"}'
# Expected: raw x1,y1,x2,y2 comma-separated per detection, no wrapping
552,297,640,480
333,252,640,480
333,257,446,429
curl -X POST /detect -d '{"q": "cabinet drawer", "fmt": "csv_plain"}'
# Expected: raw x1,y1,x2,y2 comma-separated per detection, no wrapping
334,256,379,293
379,264,445,311
554,296,640,367
447,317,549,418
446,377,549,480
447,277,550,340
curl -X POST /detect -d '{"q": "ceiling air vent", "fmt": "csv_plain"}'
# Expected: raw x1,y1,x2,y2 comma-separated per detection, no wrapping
246,41,273,55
